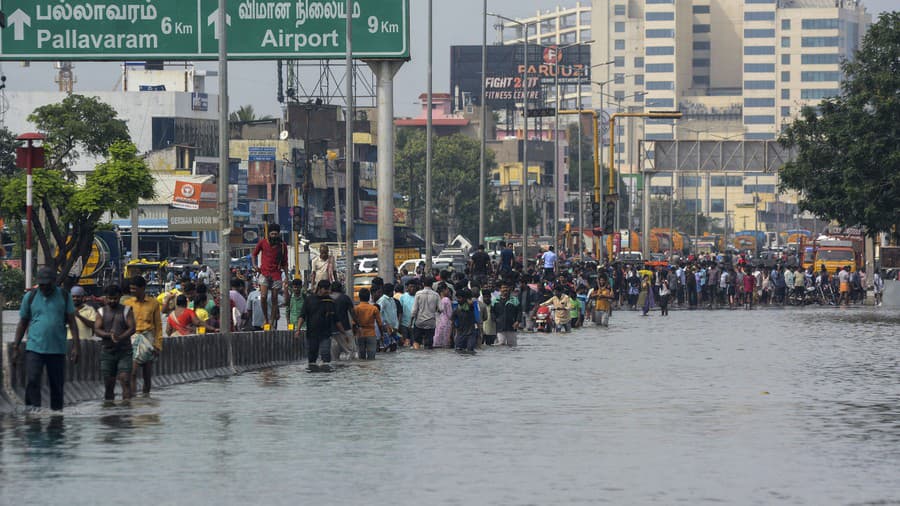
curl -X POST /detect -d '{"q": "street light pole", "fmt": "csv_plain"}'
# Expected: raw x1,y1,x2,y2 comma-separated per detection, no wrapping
479,0,488,248
344,0,355,295
425,0,433,273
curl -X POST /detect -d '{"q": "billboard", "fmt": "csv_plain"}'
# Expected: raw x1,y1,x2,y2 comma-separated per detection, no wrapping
172,181,217,210
450,44,591,109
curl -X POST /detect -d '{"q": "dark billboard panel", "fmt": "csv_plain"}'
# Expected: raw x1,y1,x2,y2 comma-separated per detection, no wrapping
450,44,591,110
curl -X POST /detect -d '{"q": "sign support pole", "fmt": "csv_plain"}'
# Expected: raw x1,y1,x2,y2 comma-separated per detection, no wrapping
368,60,404,285
216,0,232,354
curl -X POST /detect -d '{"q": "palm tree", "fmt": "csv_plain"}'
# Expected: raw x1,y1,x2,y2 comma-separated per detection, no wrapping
229,105,273,123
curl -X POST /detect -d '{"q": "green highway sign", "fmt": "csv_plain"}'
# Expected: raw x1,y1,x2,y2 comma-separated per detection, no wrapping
0,0,409,61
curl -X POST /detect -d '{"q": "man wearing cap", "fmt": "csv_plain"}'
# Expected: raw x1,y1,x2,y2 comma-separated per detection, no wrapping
251,223,289,328
12,267,80,411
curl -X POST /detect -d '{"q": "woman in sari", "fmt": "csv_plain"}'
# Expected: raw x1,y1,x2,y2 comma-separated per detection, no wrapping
433,283,453,348
167,295,202,336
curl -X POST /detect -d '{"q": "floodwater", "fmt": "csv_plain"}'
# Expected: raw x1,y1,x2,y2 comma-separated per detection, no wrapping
1,306,899,505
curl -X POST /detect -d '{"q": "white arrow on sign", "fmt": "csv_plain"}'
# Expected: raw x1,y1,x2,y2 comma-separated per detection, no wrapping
207,9,232,40
8,9,32,41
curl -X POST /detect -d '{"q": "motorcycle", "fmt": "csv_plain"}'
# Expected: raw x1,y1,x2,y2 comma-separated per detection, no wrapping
534,305,553,333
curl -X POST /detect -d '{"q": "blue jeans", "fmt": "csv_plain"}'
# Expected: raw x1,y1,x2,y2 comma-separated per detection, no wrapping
25,352,66,411
356,337,377,360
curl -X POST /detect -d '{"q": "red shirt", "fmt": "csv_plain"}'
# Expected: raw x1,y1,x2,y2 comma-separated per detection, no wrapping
743,273,756,292
252,239,288,278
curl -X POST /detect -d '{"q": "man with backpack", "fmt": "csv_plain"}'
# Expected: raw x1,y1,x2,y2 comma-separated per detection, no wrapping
12,267,81,411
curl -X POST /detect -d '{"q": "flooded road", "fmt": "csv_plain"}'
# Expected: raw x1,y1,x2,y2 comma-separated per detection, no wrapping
1,306,898,505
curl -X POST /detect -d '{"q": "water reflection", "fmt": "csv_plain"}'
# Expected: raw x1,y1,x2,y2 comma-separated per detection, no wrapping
0,307,897,505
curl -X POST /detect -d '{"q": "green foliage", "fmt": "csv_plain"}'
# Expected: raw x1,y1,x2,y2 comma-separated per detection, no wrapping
0,96,155,286
396,129,510,241
0,265,25,303
28,94,129,173
230,104,272,123
0,126,19,176
779,12,900,240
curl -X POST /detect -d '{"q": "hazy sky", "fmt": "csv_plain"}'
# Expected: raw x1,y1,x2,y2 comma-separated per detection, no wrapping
0,0,894,121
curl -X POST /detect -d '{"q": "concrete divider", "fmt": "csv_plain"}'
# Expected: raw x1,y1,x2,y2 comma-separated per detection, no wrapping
883,279,899,308
0,331,303,412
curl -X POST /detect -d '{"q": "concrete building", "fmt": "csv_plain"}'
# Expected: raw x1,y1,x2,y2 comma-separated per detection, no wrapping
586,0,870,239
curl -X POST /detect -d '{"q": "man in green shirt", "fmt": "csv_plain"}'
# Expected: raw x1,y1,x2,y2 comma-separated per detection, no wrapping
13,267,80,411
288,279,306,331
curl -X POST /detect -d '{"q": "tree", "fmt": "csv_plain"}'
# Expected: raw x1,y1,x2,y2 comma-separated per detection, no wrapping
0,96,155,287
230,104,272,123
396,129,518,242
779,12,900,242
29,94,129,174
0,126,18,176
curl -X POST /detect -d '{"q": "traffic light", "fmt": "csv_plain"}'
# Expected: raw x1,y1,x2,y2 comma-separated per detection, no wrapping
604,201,616,233
292,206,303,232
591,201,602,229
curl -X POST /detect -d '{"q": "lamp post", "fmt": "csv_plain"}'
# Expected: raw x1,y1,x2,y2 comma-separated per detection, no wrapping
15,133,45,288
489,12,533,261
479,0,488,248
551,40,593,253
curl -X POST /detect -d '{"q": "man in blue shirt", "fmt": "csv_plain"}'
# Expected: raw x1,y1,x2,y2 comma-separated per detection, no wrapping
499,242,515,274
541,246,558,281
12,267,81,411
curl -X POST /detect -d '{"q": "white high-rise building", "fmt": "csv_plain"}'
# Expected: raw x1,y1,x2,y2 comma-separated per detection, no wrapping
589,0,870,235
593,0,869,162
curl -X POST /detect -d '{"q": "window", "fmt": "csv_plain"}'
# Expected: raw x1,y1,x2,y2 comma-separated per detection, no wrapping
710,199,725,213
693,5,710,14
646,12,674,21
646,0,674,3
801,53,840,65
646,81,674,90
802,37,839,47
802,71,840,82
647,117,675,125
781,106,791,117
615,56,625,67
634,57,645,67
744,184,775,194
581,11,592,23
745,0,775,3
781,36,790,48
801,88,839,99
541,36,555,46
580,29,591,41
616,143,625,152
744,97,775,107
745,132,775,140
693,58,710,67
693,40,711,50
614,90,625,101
646,63,674,72
647,98,674,108
781,54,791,65
744,80,775,89
645,133,674,141
683,199,702,213
781,89,790,99
635,74,645,85
561,14,576,28
782,19,791,30
615,73,626,84
561,31,576,44
744,45,775,55
646,46,674,55
802,19,839,30
693,75,710,86
650,186,673,196
693,24,711,33
634,92,645,103
745,11,775,21
781,71,791,82
614,5,626,16
746,29,775,38
711,176,743,187
744,63,775,72
541,20,556,32
615,39,626,50
744,115,775,124
647,29,675,38
615,22,625,33
679,176,701,187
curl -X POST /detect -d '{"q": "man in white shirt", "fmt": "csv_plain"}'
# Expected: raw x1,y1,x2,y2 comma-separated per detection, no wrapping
68,286,97,341
311,244,336,287
541,246,558,281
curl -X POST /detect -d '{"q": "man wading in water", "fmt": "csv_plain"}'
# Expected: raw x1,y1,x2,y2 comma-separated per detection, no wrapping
252,223,289,328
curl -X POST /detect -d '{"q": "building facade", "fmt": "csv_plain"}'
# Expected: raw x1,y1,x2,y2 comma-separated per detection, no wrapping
588,0,869,239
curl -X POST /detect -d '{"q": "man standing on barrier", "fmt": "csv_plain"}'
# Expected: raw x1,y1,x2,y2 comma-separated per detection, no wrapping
251,223,290,329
